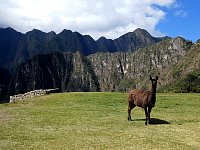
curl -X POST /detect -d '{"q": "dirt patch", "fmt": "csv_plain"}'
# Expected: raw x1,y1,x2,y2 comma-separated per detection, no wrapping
0,111,13,121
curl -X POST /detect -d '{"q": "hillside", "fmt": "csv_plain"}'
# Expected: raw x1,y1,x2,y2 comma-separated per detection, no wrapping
8,36,200,95
160,41,200,92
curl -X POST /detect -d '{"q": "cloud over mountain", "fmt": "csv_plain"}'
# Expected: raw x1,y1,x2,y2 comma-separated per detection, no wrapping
0,0,175,39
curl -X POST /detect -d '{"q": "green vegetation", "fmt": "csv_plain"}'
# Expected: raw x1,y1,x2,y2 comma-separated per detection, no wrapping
0,92,200,149
160,70,200,93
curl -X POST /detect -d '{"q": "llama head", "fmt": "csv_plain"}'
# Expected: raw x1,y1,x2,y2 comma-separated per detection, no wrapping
150,76,158,89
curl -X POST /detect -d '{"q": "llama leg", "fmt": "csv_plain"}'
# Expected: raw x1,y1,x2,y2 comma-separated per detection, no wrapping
148,107,152,124
128,103,135,121
144,107,148,125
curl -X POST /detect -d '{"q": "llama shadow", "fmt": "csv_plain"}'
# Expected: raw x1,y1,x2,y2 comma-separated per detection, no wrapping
150,118,170,125
134,118,170,125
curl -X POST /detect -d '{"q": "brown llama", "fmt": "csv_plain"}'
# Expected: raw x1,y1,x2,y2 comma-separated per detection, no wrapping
128,76,158,125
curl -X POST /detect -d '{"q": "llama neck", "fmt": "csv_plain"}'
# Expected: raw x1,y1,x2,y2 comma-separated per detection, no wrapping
150,86,157,104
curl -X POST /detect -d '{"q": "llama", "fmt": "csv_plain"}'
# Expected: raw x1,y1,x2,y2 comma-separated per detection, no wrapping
128,76,158,125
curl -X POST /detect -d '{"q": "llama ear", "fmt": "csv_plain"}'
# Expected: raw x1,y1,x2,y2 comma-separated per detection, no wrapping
150,76,152,80
156,76,158,80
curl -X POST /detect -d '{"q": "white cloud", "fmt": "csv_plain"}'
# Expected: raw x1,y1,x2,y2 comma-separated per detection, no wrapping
174,10,188,17
0,0,175,39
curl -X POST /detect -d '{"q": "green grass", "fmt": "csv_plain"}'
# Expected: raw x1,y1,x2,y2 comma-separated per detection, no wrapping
0,92,200,149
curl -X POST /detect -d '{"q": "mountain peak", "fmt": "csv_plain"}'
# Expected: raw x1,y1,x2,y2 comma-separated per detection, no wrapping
134,28,147,32
1,27,18,33
26,29,46,35
97,36,107,41
60,29,73,34
47,31,56,36
133,28,152,37
5,27,15,30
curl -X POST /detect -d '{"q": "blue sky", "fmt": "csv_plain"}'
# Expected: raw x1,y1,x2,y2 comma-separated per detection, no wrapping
0,0,199,41
157,0,200,42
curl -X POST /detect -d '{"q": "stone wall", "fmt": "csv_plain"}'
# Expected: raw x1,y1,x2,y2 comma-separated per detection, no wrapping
10,88,59,103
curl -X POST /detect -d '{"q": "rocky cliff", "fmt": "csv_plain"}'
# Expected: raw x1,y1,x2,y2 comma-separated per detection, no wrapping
8,52,100,95
88,37,194,91
9,36,199,95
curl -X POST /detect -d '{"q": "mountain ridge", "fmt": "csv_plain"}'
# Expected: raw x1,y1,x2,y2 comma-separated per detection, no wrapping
0,27,170,73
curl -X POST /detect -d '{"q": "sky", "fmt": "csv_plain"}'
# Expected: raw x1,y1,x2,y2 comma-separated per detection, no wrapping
0,0,199,41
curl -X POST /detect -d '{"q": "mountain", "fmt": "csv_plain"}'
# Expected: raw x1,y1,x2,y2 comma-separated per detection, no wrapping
0,27,24,72
8,36,199,95
0,27,168,73
113,28,166,51
1,27,199,96
159,40,200,92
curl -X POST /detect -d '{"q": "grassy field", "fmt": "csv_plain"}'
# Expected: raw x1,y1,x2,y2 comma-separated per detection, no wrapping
0,92,200,149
